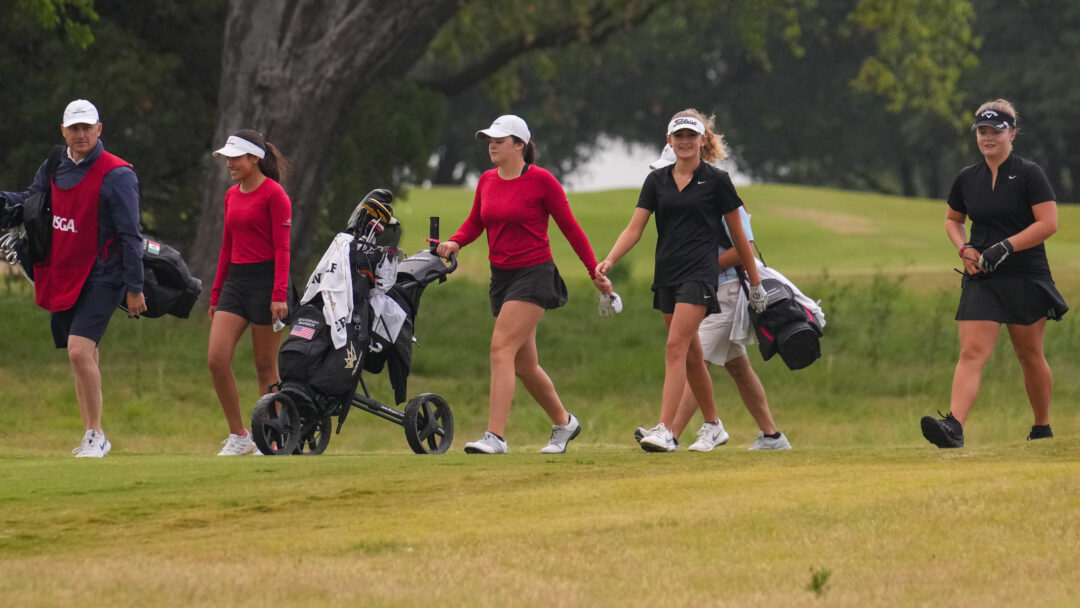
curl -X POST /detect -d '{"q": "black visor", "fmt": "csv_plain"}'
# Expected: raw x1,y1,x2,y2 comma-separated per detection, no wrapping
971,109,1015,130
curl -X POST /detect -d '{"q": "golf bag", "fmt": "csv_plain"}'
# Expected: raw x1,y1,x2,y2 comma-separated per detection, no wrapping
748,278,823,370
139,237,202,318
278,245,376,399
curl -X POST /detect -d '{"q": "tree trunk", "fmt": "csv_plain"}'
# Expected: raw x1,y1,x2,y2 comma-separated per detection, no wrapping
190,0,461,297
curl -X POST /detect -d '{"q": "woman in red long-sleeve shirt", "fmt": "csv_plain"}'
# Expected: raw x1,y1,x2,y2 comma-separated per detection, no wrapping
207,129,292,456
437,115,612,455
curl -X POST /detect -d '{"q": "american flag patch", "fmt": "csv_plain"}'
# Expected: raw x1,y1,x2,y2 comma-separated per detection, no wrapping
290,326,316,340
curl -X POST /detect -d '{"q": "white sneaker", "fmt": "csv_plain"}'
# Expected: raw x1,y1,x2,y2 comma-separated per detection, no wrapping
688,421,730,452
218,430,257,456
73,430,112,458
540,414,581,454
748,431,792,451
639,423,678,453
464,432,508,454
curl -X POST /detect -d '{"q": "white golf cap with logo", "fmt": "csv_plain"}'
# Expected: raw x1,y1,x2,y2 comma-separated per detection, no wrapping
476,115,531,144
62,99,100,127
649,144,677,170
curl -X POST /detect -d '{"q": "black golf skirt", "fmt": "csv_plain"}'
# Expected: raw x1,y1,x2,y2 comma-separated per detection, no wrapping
489,260,568,317
956,273,1068,324
216,261,278,325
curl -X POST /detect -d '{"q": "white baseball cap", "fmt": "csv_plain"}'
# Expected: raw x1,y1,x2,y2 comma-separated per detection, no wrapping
475,114,531,144
213,134,266,159
62,99,100,127
649,144,677,170
667,116,705,136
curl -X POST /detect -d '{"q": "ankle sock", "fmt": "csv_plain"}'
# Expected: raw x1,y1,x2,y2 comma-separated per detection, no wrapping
765,431,782,439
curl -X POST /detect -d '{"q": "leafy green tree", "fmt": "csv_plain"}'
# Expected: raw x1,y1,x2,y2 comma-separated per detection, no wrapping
0,0,226,244
959,0,1080,201
416,0,977,199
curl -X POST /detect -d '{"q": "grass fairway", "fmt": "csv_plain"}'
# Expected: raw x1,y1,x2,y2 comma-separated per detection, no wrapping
2,446,1078,607
2,183,1079,605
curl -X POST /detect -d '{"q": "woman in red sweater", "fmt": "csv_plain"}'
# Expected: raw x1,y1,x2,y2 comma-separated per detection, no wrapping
207,130,292,456
437,115,612,454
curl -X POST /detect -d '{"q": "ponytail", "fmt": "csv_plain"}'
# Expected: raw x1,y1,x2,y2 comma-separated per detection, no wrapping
512,136,537,164
260,141,288,183
231,128,288,183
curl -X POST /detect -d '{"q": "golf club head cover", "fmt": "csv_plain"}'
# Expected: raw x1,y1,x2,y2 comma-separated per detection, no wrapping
978,239,1013,272
597,291,623,317
362,188,394,223
748,283,768,313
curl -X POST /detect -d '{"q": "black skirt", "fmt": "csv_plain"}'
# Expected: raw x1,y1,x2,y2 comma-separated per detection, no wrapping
956,273,1068,324
488,260,568,317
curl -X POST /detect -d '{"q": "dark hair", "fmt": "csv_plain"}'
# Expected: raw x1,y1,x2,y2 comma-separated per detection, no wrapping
232,129,289,183
512,136,537,164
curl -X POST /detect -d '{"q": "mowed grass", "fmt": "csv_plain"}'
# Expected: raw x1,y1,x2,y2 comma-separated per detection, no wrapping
2,183,1080,605
2,448,1078,607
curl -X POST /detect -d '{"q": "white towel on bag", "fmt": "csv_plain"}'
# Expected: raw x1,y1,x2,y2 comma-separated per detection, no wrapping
301,232,354,349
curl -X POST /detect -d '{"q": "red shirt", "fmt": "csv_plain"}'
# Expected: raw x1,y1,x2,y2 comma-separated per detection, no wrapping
450,166,598,277
210,178,291,306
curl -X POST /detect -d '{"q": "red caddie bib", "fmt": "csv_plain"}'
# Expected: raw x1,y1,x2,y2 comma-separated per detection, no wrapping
33,151,131,312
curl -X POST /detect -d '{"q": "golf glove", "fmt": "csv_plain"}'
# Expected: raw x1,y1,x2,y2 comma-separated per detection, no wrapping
597,291,623,317
978,239,1013,272
748,283,768,313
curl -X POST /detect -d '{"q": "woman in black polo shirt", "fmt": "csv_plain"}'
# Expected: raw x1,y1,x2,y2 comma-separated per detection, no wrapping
921,99,1067,448
597,108,766,452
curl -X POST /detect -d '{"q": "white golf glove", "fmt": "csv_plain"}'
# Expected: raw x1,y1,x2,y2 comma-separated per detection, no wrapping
748,283,768,313
597,291,623,317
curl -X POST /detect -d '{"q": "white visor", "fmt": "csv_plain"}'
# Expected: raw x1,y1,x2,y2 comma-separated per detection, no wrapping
667,116,705,136
213,135,265,159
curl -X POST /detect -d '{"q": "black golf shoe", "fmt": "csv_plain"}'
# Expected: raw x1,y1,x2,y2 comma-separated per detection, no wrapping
1027,424,1053,441
921,411,964,448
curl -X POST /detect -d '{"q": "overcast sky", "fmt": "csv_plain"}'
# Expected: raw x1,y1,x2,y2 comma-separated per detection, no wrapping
562,136,750,193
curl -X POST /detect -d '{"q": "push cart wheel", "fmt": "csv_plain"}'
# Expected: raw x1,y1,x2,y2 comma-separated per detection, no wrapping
294,414,333,455
403,392,454,454
251,392,302,455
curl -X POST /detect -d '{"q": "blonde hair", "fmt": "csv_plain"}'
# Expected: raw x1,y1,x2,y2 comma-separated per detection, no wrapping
975,99,1019,132
670,108,727,163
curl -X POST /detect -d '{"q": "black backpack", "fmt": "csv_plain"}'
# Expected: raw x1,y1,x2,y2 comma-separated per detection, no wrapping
747,278,823,370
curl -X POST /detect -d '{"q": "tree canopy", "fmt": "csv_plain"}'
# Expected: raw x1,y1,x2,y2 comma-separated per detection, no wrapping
4,0,1076,286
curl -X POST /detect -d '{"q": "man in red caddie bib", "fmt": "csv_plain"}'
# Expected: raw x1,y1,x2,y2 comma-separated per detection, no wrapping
0,99,146,457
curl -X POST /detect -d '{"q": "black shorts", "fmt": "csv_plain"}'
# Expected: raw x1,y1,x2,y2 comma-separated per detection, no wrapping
956,273,1068,324
216,261,278,326
50,277,125,348
652,281,720,316
489,260,568,317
